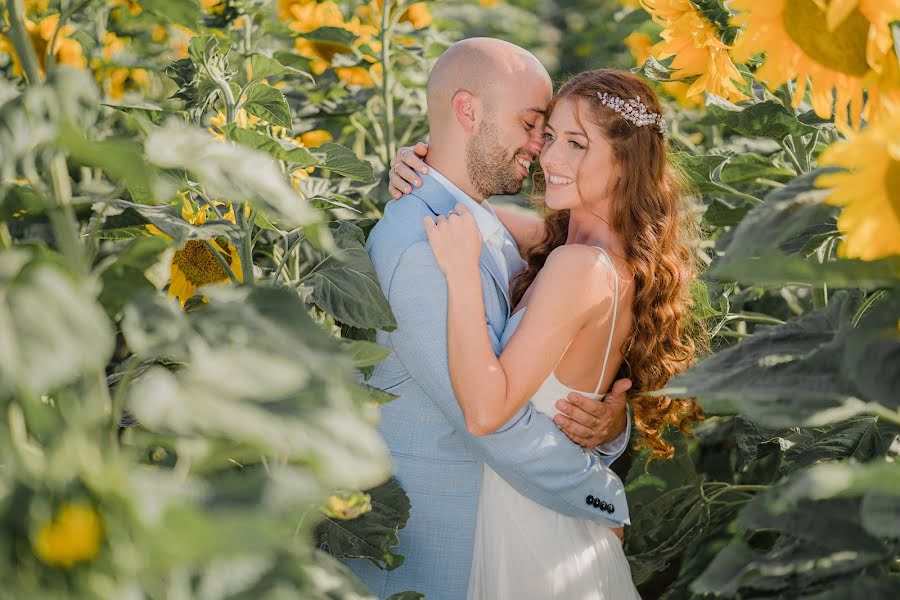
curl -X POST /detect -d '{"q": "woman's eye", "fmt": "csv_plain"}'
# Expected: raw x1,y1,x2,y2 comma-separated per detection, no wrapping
524,122,535,130
569,140,584,150
542,132,554,141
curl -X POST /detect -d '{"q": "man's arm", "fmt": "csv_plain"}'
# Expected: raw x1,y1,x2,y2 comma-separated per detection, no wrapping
384,241,629,526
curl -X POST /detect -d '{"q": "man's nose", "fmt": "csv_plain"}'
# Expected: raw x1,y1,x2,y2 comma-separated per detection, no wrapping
525,131,544,157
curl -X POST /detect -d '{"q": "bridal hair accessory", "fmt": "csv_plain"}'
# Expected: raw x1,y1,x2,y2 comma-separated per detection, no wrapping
596,92,668,142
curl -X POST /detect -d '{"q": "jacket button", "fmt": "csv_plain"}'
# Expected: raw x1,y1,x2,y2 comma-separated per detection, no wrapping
592,498,601,508
599,501,608,510
608,505,615,514
586,495,595,505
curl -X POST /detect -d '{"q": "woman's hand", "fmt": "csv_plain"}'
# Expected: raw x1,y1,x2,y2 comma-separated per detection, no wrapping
389,142,429,199
423,204,482,278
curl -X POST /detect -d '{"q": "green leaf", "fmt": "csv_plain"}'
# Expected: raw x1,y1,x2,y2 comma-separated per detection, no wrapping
706,97,817,141
126,284,391,490
654,293,884,427
144,121,317,228
342,339,392,368
302,221,396,330
0,249,114,396
714,169,837,266
141,0,201,28
719,152,796,185
244,54,314,84
222,124,316,167
353,383,399,406
315,477,411,571
57,122,156,202
0,184,46,220
841,293,900,409
386,593,425,600
714,253,900,289
241,82,292,129
99,236,169,319
106,201,243,245
317,142,375,183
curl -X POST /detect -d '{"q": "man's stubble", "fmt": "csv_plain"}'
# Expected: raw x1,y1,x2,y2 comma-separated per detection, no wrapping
465,115,524,198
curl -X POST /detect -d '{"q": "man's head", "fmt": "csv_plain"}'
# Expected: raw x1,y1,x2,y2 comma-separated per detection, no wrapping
426,38,552,199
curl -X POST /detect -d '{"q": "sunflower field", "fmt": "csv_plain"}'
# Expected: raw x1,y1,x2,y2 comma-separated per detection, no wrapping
0,0,898,598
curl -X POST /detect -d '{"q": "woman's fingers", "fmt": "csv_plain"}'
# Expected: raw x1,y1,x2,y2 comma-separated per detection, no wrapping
400,144,429,174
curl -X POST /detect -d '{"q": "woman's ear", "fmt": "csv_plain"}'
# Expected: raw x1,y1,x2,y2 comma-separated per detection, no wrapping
452,90,478,133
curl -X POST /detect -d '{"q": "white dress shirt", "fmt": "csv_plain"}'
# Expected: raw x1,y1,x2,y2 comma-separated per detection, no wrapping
427,167,524,286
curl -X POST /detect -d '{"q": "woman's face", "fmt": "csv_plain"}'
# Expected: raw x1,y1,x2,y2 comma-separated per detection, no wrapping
538,96,616,212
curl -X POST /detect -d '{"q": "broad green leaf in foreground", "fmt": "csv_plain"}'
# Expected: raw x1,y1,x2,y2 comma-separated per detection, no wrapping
144,121,317,227
0,250,114,396
654,293,895,427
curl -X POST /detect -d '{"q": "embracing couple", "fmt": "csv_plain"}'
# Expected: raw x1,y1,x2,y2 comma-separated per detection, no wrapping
346,37,702,600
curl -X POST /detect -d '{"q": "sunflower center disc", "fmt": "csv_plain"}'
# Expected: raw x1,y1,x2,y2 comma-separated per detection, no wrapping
782,0,871,77
173,240,232,286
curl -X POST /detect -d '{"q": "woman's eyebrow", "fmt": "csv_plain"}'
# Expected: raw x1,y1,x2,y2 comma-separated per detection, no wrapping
564,130,587,137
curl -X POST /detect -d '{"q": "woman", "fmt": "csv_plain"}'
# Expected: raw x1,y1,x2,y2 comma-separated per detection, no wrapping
392,69,704,599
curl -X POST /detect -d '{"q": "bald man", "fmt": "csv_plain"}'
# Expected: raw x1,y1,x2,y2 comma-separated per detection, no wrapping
346,38,631,599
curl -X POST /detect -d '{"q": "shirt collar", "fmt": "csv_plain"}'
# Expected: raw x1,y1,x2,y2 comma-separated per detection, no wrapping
427,167,504,241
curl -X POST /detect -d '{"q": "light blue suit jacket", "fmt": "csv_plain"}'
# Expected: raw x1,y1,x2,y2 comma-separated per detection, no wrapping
346,176,630,600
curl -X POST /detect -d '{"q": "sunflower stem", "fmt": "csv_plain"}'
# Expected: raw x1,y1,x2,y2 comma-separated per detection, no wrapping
273,233,305,286
0,222,12,249
237,206,255,285
379,0,396,166
202,239,240,285
48,153,88,275
790,134,810,172
5,0,43,84
780,140,804,174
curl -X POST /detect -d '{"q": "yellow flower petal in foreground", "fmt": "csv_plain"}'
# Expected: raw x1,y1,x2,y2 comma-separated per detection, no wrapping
34,504,103,568
335,65,375,87
399,3,432,29
640,0,748,102
816,113,900,260
730,0,893,131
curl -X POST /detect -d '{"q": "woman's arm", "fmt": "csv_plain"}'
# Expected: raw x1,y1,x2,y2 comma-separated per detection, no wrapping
425,207,611,436
492,203,546,255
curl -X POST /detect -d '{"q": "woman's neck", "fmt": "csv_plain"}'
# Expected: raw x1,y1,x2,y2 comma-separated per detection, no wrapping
565,202,624,256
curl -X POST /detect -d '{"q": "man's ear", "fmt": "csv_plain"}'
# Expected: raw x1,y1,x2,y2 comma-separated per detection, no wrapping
451,90,478,133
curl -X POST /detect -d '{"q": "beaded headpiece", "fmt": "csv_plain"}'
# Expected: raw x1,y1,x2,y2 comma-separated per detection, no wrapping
596,92,668,142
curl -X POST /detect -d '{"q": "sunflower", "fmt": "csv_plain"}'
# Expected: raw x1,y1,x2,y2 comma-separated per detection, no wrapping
298,129,333,147
624,31,704,109
729,0,900,130
146,195,244,307
639,0,748,102
34,504,103,568
0,13,86,77
816,112,900,260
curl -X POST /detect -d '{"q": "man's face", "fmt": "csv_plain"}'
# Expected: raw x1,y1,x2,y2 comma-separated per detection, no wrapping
465,71,552,198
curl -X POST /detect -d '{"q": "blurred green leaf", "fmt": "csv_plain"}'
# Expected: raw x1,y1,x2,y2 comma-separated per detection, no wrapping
99,236,169,319
222,124,317,167
144,121,317,228
141,0,201,28
0,249,114,396
342,339,392,368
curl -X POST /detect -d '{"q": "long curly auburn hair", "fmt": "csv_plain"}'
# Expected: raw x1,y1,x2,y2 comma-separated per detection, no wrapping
510,69,708,459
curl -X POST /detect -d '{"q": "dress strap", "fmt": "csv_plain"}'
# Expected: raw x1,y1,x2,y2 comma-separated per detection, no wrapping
592,247,619,397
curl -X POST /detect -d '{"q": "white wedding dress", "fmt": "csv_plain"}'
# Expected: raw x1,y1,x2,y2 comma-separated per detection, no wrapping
467,247,642,600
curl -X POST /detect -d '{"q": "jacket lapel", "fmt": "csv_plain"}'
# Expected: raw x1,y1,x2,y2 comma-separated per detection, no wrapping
416,178,511,320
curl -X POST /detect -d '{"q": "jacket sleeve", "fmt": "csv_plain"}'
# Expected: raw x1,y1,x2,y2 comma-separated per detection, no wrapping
594,406,632,462
384,241,629,526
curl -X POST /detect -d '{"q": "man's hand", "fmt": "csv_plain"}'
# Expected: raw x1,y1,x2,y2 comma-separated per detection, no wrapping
553,378,631,449
388,142,429,198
